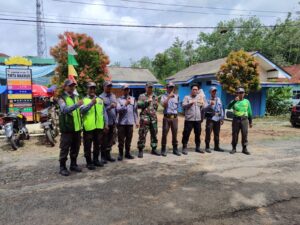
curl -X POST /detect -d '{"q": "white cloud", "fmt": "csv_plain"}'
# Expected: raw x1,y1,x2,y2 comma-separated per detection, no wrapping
0,0,298,65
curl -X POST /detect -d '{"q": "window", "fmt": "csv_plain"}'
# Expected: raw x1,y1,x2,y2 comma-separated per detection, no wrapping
292,90,300,99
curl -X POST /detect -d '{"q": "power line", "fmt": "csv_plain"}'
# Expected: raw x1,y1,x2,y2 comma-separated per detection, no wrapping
1,17,299,29
110,0,290,14
51,0,280,18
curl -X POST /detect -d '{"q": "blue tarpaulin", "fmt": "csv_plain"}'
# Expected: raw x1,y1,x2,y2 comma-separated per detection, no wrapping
0,85,6,94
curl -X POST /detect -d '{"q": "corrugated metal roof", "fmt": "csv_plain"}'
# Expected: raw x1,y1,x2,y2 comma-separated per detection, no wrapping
109,67,158,83
168,51,259,83
167,58,226,82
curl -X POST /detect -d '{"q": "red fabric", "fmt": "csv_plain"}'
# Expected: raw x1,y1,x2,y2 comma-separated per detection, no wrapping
68,75,77,84
66,35,74,47
32,84,50,97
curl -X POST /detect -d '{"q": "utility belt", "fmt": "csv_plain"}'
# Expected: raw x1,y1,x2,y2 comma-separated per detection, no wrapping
233,116,248,120
164,114,178,119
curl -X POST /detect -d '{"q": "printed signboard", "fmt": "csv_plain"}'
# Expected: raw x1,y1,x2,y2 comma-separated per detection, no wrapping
6,68,33,121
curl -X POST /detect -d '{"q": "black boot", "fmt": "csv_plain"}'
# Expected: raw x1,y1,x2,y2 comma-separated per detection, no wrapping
59,161,70,176
196,146,204,153
106,151,116,162
85,157,96,170
138,149,143,158
70,159,82,172
93,153,104,167
182,145,188,155
151,148,161,156
161,146,167,157
118,149,123,161
173,146,181,156
125,150,135,159
214,143,224,152
205,143,211,153
230,147,237,154
242,146,250,155
101,151,107,164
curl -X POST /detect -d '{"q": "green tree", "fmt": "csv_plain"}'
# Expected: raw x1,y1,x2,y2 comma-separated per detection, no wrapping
50,32,110,96
266,87,292,115
216,50,260,94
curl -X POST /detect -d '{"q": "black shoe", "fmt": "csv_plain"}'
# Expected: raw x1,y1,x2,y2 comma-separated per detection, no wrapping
118,155,123,161
182,146,188,155
59,167,70,176
138,150,143,158
125,153,135,159
106,152,116,162
230,148,237,154
214,147,224,152
205,147,211,153
196,146,204,153
101,156,107,164
173,147,181,156
86,163,96,170
93,160,104,167
151,149,161,156
70,164,82,172
242,147,250,155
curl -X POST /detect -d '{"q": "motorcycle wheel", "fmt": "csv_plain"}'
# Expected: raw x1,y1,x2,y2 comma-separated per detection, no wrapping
46,129,55,147
10,135,18,150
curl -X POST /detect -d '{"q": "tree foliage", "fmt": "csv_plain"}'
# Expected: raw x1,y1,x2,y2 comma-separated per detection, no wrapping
216,50,260,94
132,15,300,81
50,32,110,96
266,87,292,116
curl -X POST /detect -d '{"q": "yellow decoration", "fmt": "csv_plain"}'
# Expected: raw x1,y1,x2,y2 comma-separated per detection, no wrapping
4,56,32,66
8,94,32,99
68,65,78,76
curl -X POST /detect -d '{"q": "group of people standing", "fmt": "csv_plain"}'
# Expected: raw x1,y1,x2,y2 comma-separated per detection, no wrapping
57,79,253,176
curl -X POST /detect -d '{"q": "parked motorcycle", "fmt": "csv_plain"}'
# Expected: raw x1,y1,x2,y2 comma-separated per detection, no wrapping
39,106,59,146
0,109,30,150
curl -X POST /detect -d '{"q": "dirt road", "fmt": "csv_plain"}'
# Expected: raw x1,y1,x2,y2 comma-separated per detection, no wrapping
0,114,299,225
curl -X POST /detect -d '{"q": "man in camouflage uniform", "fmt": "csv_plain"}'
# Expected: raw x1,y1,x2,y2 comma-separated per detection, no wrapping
137,82,160,158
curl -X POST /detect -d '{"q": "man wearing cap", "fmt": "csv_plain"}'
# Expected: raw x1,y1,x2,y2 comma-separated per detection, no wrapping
204,86,224,153
99,81,117,163
137,82,160,158
160,82,180,156
58,79,83,176
181,83,206,155
80,82,108,170
116,84,139,161
227,87,253,155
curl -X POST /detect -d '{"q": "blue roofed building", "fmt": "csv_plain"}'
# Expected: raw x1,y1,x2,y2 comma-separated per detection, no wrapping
166,52,298,117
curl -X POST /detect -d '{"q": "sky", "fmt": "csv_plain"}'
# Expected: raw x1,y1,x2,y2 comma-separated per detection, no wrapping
0,0,299,66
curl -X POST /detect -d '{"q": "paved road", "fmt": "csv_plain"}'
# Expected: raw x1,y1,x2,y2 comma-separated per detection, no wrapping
0,137,299,225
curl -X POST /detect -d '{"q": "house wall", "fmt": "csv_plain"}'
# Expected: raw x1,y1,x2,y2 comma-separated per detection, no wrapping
178,79,267,117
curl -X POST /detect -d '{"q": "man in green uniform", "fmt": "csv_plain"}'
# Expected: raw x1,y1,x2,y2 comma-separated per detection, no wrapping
81,82,108,170
227,87,253,155
137,82,160,158
58,79,83,176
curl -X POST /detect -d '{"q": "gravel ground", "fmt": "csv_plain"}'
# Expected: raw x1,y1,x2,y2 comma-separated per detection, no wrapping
0,114,299,225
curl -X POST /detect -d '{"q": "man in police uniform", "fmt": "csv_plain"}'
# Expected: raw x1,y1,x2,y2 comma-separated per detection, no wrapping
204,86,224,152
99,81,117,163
116,84,139,161
81,82,108,170
181,84,206,154
160,82,180,156
227,87,253,155
137,82,160,158
58,79,83,176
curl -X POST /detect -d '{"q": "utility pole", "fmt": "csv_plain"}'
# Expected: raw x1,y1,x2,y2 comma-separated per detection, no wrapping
36,0,47,57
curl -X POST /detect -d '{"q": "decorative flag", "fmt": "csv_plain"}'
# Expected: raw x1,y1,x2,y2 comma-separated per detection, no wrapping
66,34,78,78
68,75,77,84
68,65,78,77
